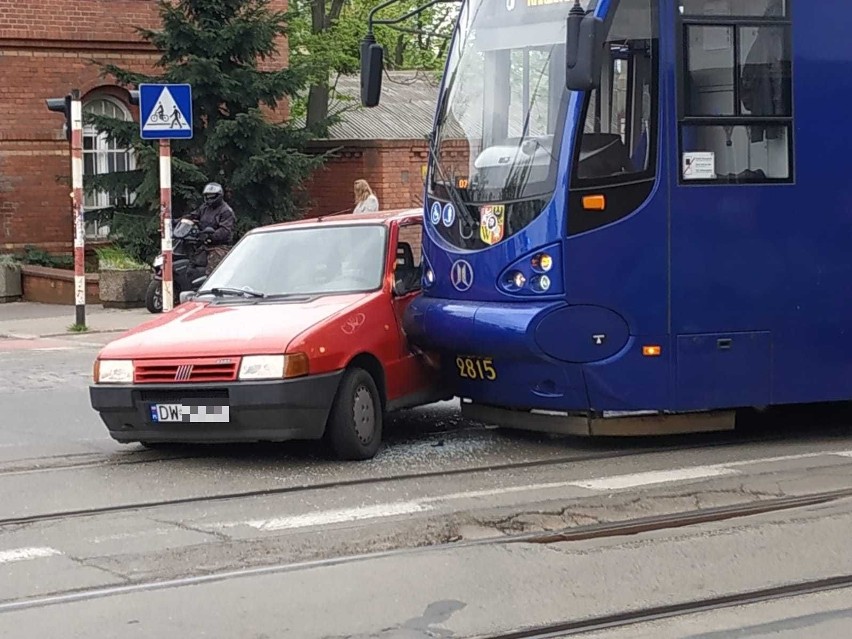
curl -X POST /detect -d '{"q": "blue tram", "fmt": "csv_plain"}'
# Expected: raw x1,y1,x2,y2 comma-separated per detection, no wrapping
361,0,852,435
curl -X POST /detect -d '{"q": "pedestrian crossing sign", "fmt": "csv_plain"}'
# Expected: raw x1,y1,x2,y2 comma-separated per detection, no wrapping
139,83,193,140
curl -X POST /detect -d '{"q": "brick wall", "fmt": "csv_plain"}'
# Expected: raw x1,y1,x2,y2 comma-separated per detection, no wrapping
0,0,288,254
303,139,471,217
304,140,430,217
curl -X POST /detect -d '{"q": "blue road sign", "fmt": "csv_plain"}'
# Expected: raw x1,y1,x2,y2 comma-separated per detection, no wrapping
139,84,193,140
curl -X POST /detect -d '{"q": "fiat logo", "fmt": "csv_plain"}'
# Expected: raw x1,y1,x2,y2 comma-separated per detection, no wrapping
450,260,474,292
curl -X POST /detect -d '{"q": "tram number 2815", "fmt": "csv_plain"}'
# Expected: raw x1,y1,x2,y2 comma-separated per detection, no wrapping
455,356,497,380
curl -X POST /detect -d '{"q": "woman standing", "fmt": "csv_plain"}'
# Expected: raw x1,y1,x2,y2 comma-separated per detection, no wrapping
353,179,380,214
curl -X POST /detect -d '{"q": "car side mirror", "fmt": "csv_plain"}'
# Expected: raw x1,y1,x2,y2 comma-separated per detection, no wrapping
179,291,196,303
565,6,605,91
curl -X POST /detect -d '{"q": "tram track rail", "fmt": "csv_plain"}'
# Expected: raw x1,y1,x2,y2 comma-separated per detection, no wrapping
481,574,852,638
2,427,850,528
0,450,195,477
0,442,718,528
1,486,851,615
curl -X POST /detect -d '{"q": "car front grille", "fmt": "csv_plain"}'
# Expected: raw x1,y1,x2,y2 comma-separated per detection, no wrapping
134,358,239,384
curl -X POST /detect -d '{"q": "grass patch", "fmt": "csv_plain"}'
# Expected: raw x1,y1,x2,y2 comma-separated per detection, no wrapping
96,246,146,271
68,323,89,333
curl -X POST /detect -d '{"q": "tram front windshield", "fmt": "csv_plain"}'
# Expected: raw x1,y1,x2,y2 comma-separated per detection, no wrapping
429,0,591,206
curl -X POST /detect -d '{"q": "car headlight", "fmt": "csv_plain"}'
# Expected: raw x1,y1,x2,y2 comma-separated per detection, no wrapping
238,354,309,380
94,359,134,384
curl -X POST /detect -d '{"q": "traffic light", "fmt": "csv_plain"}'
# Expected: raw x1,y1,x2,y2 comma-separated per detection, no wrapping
45,94,72,141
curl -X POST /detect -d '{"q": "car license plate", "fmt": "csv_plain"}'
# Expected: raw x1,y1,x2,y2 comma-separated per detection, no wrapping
149,404,230,423
455,356,496,381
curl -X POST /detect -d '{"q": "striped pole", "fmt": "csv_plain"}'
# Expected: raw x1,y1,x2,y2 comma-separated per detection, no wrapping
69,89,86,327
159,139,173,312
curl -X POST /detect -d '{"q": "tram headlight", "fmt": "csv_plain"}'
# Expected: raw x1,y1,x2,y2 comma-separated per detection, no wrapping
531,274,551,293
531,253,553,273
424,268,435,285
510,271,526,288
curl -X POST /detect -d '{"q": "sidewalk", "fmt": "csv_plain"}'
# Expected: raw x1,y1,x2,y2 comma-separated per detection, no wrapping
0,302,152,339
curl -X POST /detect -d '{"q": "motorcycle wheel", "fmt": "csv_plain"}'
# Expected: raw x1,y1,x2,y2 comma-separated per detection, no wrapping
145,280,163,314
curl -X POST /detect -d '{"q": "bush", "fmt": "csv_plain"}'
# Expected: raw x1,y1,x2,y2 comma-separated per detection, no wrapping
20,246,74,270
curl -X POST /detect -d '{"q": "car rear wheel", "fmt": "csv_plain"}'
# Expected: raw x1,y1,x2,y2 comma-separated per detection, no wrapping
325,367,383,460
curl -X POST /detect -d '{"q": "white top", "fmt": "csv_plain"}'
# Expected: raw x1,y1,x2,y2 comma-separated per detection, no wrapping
353,194,379,214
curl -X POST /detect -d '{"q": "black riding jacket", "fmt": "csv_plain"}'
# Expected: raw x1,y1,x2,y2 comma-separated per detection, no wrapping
187,199,236,246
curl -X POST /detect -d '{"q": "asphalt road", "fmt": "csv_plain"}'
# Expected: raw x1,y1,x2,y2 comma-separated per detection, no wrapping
1,337,851,637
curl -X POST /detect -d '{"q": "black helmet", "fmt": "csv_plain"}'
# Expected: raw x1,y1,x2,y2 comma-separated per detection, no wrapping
202,182,224,205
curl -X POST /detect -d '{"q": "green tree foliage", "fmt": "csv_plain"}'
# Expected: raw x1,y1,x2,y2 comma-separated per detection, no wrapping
86,0,333,263
289,0,458,126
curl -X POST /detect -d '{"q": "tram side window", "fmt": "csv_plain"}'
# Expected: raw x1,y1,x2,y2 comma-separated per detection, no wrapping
679,0,793,184
573,0,658,184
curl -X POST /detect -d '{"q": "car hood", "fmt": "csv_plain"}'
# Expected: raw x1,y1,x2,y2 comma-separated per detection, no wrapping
99,294,369,360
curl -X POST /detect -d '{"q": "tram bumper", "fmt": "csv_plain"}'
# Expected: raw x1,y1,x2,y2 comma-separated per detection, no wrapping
404,296,734,436
404,296,590,411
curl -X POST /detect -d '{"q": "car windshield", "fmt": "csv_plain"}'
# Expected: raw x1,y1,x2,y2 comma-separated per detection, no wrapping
200,224,388,297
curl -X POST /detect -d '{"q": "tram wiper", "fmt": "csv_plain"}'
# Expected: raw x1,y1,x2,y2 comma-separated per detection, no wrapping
427,130,478,235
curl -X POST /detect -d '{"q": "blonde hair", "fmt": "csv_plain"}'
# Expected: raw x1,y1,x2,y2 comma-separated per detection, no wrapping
354,179,373,204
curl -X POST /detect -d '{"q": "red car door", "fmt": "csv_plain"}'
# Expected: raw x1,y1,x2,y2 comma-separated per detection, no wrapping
384,220,439,406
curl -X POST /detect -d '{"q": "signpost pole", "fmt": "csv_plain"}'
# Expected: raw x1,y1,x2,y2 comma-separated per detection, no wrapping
138,82,192,313
69,89,86,328
159,139,173,312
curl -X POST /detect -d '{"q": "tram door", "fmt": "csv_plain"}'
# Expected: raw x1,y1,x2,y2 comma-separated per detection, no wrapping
669,0,791,409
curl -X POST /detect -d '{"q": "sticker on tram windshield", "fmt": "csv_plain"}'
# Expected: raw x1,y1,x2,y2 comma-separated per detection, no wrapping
479,205,505,245
430,201,441,225
442,203,456,227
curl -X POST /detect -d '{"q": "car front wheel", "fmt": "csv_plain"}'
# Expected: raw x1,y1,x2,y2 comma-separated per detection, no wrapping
325,367,383,460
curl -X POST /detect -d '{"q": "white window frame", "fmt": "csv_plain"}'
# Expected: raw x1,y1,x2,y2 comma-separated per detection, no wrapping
82,97,137,239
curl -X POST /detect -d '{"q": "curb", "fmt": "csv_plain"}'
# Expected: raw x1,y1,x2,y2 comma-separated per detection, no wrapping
0,328,131,340
0,333,38,340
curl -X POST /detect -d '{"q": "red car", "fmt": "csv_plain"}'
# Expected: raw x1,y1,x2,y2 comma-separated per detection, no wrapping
89,209,447,460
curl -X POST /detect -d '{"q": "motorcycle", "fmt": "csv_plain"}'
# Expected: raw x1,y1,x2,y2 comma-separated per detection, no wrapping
145,219,212,313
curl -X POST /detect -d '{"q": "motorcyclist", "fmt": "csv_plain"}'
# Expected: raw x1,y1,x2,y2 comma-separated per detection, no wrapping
183,182,236,274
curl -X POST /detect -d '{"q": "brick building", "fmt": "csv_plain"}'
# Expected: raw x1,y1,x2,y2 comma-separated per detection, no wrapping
0,0,287,255
0,3,437,255
303,71,440,217
0,0,165,253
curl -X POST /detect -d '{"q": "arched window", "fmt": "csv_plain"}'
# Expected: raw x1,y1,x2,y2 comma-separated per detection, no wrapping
83,97,136,238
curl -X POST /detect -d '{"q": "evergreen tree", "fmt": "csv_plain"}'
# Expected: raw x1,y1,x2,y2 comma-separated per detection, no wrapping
86,0,332,263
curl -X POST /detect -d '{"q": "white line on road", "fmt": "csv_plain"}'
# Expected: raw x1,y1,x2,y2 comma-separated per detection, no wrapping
0,547,61,564
242,502,429,531
568,466,739,491
223,449,852,533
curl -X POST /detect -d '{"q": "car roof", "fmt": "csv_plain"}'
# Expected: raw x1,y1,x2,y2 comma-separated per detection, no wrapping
251,208,422,234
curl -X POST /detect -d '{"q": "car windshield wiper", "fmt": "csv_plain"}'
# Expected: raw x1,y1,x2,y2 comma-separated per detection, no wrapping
260,293,309,300
197,287,265,299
